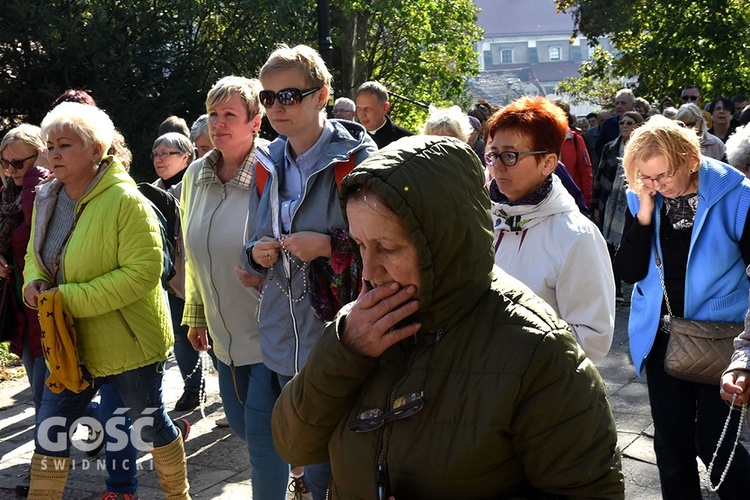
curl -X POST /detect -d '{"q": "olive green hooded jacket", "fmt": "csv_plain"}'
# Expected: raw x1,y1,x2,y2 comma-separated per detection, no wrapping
272,136,623,499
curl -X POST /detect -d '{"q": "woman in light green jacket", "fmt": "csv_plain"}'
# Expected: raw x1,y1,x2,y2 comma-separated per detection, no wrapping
23,102,190,499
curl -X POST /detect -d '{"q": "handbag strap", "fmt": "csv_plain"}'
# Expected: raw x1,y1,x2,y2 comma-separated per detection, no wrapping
653,239,674,320
707,394,748,491
50,202,88,284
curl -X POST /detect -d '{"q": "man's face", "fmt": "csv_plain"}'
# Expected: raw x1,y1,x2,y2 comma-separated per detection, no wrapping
332,104,356,121
614,95,635,117
356,92,389,131
681,88,701,106
734,101,748,120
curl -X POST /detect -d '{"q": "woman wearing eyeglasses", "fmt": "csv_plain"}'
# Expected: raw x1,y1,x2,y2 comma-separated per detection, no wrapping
486,96,614,364
709,97,738,143
243,44,376,499
180,76,290,499
271,135,624,499
675,103,726,161
150,132,206,413
614,115,750,498
0,124,49,417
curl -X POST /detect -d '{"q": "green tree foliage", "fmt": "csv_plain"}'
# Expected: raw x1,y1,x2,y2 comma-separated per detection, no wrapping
556,0,750,105
331,0,482,131
0,0,480,178
556,47,623,107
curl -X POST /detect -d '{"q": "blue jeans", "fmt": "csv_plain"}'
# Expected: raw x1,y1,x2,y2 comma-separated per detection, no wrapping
169,293,203,394
35,362,178,457
97,384,138,494
21,338,47,420
216,360,288,499
646,328,750,499
278,373,332,500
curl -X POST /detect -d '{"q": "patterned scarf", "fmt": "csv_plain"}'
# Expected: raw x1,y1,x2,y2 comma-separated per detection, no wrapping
0,178,23,256
489,175,553,205
664,192,699,230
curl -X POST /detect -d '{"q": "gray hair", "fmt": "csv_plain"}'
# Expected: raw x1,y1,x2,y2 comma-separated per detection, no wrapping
153,132,195,165
333,97,355,112
190,114,209,143
726,124,750,174
421,106,472,143
675,103,707,138
356,81,389,104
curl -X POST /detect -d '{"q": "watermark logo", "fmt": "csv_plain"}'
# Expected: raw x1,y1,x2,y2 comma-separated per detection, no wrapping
37,407,157,453
40,456,153,472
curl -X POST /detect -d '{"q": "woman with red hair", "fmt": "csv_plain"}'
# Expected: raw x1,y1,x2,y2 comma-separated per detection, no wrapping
486,96,615,364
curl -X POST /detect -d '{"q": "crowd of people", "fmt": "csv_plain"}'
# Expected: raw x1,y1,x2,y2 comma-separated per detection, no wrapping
4,40,750,499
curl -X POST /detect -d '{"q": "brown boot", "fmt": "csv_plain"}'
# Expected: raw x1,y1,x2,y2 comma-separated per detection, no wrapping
151,433,191,500
28,453,70,499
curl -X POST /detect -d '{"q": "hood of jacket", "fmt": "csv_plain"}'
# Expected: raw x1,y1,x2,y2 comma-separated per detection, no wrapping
491,174,578,232
340,136,494,332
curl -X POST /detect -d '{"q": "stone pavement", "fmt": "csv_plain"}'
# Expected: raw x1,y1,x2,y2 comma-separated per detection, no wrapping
1,298,749,499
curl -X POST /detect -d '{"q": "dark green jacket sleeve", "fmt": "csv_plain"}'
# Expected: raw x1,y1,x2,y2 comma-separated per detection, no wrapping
271,308,378,465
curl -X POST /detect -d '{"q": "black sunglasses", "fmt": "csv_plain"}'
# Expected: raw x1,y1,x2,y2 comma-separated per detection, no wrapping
0,153,38,170
681,95,699,102
259,87,320,107
484,150,548,168
347,392,425,432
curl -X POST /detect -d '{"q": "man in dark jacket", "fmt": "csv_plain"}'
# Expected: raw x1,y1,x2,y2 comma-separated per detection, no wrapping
355,81,413,148
596,88,636,158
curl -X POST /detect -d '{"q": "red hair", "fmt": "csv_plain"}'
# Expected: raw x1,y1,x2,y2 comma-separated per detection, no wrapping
486,96,568,156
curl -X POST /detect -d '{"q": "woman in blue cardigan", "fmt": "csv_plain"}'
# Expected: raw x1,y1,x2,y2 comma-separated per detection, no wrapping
614,115,750,499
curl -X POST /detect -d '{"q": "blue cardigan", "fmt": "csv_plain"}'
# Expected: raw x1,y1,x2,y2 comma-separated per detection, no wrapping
626,157,750,375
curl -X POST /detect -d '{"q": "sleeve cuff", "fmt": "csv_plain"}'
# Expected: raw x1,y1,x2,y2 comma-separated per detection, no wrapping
182,303,207,327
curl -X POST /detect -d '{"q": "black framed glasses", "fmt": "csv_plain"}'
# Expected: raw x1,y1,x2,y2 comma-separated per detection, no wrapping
619,120,636,126
682,95,699,102
347,392,425,432
1,153,37,170
150,151,182,160
259,87,321,107
484,150,548,168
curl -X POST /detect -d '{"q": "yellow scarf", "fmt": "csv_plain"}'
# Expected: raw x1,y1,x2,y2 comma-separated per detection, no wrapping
38,289,89,394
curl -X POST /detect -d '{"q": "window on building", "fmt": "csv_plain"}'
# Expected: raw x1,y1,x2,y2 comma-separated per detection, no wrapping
501,49,513,64
549,46,561,61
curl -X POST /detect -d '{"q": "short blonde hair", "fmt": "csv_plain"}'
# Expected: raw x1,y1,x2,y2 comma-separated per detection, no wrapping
421,106,473,143
623,114,701,193
259,44,332,96
206,76,264,121
40,102,115,161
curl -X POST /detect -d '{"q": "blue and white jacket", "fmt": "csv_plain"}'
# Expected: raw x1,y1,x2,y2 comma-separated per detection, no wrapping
244,119,376,377
627,157,750,375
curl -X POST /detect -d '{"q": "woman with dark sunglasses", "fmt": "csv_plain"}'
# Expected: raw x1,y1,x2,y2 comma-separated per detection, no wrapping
0,124,49,418
271,135,624,499
243,44,376,499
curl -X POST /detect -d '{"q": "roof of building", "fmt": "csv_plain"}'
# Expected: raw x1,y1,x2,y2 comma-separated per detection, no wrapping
475,0,575,38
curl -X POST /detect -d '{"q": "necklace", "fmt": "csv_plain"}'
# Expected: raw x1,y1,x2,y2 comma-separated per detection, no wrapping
265,248,309,303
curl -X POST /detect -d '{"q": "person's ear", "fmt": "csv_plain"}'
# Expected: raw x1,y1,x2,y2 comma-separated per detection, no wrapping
318,87,330,110
250,113,262,134
91,143,103,164
542,153,558,176
384,101,391,115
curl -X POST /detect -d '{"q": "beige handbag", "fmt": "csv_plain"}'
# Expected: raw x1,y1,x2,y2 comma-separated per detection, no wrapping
654,243,743,386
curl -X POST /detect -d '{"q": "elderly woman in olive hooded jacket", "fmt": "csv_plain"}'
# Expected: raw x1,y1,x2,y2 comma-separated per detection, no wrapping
271,136,623,499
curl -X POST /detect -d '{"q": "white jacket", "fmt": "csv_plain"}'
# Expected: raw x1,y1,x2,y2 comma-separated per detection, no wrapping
491,175,614,363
